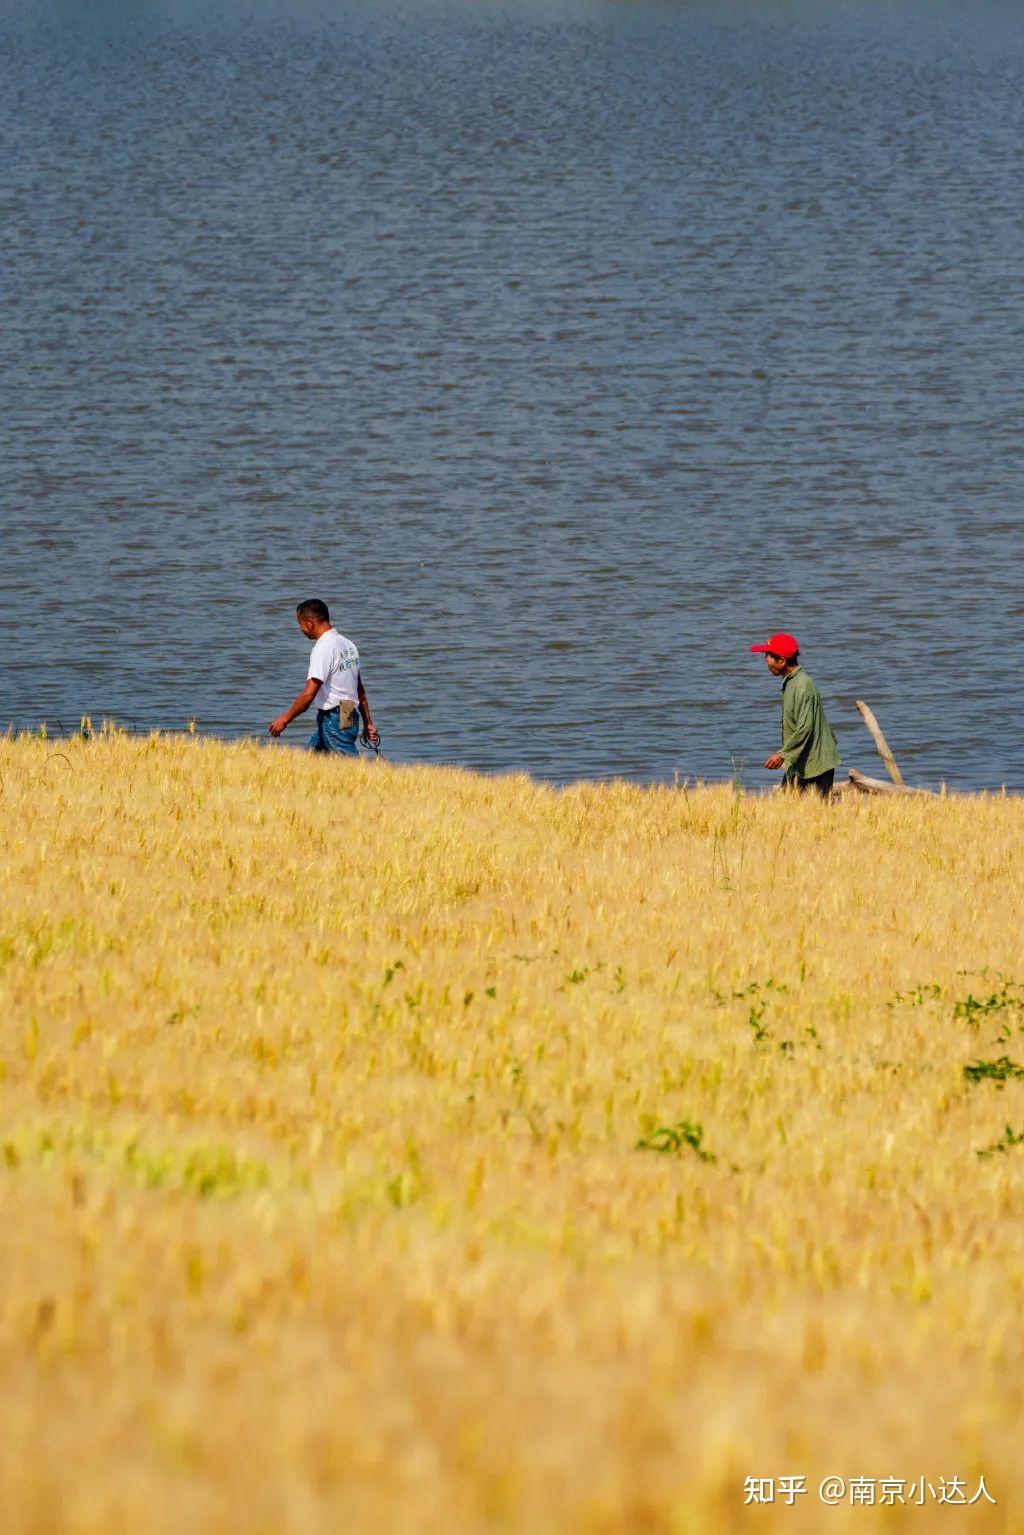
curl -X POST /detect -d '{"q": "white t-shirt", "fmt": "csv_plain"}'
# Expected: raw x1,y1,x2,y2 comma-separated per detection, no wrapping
307,628,361,709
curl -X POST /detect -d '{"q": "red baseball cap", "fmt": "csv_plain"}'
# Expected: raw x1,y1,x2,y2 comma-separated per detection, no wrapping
749,632,800,659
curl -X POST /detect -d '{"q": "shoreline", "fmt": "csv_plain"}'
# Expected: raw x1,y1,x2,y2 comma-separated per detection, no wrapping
2,723,1015,798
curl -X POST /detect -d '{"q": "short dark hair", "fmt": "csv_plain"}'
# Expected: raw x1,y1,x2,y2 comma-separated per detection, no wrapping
296,598,330,623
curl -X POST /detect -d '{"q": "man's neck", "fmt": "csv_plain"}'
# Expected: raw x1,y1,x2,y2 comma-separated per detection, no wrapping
311,622,333,640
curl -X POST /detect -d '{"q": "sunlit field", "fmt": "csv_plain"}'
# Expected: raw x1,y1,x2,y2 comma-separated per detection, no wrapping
1,733,1022,1534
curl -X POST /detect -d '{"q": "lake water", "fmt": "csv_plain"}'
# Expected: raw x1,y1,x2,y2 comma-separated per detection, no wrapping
3,0,1023,787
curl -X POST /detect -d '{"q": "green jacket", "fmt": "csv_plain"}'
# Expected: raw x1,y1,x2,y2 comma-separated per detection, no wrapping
780,667,840,780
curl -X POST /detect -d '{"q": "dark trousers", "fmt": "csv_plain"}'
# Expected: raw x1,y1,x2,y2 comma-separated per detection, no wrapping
792,769,835,798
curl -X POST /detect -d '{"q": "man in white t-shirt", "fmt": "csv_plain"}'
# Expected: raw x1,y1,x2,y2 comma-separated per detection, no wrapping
269,599,379,756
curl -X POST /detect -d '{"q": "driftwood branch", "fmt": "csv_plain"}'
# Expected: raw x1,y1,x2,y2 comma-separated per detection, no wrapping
847,768,932,796
854,700,905,785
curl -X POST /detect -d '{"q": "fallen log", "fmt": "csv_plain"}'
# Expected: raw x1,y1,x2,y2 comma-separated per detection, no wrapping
847,767,933,796
854,699,905,785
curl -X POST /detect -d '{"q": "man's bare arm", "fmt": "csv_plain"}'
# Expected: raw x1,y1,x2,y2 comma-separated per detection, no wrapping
269,678,320,737
357,674,379,746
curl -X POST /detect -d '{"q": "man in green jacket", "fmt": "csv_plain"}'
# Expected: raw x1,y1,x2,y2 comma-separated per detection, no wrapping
750,632,840,796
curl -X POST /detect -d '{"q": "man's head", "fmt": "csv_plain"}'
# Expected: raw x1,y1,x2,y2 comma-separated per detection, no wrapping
749,632,800,676
764,651,796,676
296,598,331,640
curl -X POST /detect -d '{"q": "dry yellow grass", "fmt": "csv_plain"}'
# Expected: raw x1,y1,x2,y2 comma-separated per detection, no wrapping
1,731,1023,1534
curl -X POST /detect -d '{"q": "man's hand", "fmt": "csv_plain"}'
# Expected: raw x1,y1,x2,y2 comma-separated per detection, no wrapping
764,753,785,771
269,680,320,738
363,721,380,748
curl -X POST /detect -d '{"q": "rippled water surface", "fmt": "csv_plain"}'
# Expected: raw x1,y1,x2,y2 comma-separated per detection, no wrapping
3,0,1023,785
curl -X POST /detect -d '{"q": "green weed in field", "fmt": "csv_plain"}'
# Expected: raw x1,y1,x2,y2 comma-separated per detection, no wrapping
976,1124,1024,1159
963,1057,1024,1085
636,1118,716,1162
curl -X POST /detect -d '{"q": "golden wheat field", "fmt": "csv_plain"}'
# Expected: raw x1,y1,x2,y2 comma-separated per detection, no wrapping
1,731,1023,1535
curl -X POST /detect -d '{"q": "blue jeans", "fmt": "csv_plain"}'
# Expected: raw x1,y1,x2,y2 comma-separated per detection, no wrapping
307,707,360,756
